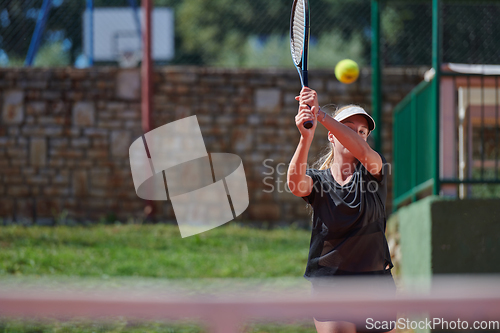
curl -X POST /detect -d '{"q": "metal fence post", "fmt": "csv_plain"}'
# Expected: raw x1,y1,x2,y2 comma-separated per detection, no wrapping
24,0,52,66
371,0,382,153
432,0,441,196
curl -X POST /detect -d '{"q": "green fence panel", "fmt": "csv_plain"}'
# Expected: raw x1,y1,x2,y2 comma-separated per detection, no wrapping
415,80,434,186
393,79,435,208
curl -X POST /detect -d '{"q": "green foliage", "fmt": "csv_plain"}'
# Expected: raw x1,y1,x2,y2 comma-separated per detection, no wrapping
33,42,71,67
470,169,500,198
2,55,24,67
381,7,406,46
175,0,370,67
215,35,290,68
216,30,365,69
309,30,365,68
2,0,500,67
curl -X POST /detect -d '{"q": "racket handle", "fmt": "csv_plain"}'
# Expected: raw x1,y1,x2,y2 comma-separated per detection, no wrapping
301,71,310,128
303,120,313,129
303,100,313,129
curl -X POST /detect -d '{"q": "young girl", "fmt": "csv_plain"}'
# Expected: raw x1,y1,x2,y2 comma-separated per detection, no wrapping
287,87,395,333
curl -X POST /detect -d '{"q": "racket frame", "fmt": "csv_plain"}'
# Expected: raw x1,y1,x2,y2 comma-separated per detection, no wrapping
290,0,312,128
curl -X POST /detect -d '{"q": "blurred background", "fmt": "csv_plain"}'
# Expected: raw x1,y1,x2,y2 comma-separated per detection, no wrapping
1,0,499,68
1,0,500,332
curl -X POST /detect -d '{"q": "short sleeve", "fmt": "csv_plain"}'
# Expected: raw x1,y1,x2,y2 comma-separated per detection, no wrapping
362,152,388,207
375,153,389,186
302,169,321,205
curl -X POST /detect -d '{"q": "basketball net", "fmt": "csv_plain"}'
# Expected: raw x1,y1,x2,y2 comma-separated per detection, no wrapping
118,50,141,68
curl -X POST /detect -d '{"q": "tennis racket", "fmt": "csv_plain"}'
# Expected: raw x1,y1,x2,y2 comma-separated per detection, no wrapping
290,0,312,129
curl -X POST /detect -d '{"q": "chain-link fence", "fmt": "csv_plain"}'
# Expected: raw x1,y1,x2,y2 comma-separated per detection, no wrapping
0,0,499,68
382,1,500,66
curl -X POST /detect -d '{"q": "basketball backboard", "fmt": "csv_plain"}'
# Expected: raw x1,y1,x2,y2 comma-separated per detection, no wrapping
83,7,174,63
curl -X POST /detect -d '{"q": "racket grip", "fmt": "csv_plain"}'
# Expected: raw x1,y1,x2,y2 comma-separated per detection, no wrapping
303,102,313,129
303,120,313,129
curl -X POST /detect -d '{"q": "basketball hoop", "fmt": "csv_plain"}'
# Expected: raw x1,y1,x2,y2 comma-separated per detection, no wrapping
118,50,141,68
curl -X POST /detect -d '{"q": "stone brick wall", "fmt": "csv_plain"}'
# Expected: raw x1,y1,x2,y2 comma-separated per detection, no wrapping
0,66,427,225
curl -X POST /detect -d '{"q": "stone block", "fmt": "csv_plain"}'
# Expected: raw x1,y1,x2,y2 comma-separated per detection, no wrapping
255,88,281,113
88,198,107,210
95,81,110,90
43,187,70,196
67,91,85,101
8,127,20,136
84,128,107,138
40,126,63,137
89,188,108,197
8,185,30,197
111,130,131,157
26,102,46,115
116,70,140,100
50,101,69,114
0,198,14,216
6,145,27,158
21,167,36,176
117,110,140,119
106,102,126,110
36,198,61,217
30,137,47,167
0,137,14,147
167,72,198,84
124,120,139,129
67,69,88,80
42,91,62,100
10,159,28,167
38,116,65,125
91,136,109,147
87,149,108,159
15,199,35,222
4,175,23,184
48,158,65,167
68,128,81,137
18,80,47,89
90,168,110,187
26,175,49,185
49,147,84,159
98,120,122,128
2,90,24,124
26,115,36,125
52,170,69,185
98,110,114,119
50,138,69,148
72,101,95,126
71,138,90,148
309,78,325,92
248,203,280,221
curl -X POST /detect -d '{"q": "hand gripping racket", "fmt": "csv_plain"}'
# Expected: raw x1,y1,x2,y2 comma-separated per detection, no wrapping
290,0,312,129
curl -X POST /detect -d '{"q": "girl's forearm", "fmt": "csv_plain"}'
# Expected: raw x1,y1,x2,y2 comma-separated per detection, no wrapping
287,136,312,195
318,110,370,160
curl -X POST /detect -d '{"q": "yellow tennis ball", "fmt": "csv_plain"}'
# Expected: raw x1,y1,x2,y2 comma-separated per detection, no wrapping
335,59,359,84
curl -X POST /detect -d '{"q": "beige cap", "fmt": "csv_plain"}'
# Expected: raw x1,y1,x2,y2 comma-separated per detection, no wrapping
334,106,376,131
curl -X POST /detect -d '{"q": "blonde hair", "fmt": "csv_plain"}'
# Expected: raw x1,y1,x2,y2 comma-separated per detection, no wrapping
312,104,362,170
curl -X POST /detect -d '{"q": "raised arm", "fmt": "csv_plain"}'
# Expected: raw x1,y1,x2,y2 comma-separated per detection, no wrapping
299,88,383,178
287,103,318,197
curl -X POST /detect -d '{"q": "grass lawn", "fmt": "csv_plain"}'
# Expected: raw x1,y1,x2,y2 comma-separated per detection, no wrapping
0,223,309,278
0,223,318,332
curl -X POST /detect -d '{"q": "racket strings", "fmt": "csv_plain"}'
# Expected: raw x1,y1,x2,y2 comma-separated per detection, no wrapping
291,0,305,65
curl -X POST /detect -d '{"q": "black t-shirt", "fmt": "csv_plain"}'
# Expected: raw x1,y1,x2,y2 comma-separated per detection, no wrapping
302,153,393,279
